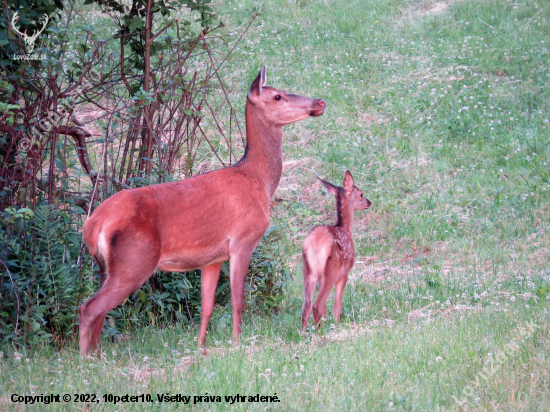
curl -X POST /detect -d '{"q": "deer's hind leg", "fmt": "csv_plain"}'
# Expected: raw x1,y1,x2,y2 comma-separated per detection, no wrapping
312,256,339,330
79,232,160,357
80,278,145,356
301,254,318,333
90,262,108,352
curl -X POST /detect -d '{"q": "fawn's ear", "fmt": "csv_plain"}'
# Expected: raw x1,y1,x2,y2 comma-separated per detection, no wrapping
343,170,354,193
248,66,267,103
318,177,339,197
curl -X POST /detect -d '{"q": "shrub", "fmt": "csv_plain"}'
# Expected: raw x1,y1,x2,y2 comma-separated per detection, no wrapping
0,204,93,348
0,205,288,348
246,226,291,314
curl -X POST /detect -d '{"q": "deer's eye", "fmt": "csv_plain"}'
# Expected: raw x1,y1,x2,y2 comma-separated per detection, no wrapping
275,95,281,101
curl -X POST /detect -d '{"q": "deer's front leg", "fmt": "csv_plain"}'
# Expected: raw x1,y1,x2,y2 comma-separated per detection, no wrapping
229,249,254,344
333,272,349,323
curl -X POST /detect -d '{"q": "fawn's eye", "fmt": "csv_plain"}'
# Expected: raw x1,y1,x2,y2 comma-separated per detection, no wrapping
275,95,281,101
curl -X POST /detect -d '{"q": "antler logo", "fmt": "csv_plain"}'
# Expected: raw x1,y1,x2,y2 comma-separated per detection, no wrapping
10,11,49,54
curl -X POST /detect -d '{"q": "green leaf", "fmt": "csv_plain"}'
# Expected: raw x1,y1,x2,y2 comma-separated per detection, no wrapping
75,44,89,54
536,287,549,299
18,208,34,217
138,291,147,303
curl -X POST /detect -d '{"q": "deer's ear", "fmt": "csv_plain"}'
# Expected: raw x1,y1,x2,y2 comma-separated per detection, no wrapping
248,66,267,103
318,177,339,197
343,170,354,193
260,65,267,88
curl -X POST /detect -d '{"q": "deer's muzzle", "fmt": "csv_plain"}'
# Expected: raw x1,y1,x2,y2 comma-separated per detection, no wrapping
310,99,325,117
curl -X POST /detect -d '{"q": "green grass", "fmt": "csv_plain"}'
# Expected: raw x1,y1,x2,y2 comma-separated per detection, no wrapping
2,0,550,410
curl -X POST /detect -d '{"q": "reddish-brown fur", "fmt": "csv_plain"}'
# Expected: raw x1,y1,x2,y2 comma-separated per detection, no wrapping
301,171,371,333
80,67,324,356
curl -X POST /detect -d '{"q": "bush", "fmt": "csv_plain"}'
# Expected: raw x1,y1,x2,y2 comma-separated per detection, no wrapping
0,204,93,348
246,226,291,314
0,204,288,348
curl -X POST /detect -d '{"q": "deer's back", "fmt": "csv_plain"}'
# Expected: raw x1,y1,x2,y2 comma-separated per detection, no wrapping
303,225,355,274
83,166,270,270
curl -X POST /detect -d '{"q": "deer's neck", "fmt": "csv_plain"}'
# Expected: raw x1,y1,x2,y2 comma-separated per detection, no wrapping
335,195,354,232
238,102,283,198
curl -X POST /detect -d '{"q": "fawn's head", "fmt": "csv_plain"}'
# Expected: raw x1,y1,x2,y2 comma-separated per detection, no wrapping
319,171,371,211
247,66,325,126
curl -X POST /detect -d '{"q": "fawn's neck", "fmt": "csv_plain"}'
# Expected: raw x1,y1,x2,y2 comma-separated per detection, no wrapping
237,101,283,198
335,194,354,232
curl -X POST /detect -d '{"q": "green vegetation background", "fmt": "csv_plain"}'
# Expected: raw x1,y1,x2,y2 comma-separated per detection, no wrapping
2,0,550,410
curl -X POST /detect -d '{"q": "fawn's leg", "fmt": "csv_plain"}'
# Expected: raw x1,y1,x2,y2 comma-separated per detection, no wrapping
333,272,349,323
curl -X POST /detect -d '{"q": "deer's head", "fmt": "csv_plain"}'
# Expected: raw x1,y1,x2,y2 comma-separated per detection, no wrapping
320,171,371,211
247,66,325,126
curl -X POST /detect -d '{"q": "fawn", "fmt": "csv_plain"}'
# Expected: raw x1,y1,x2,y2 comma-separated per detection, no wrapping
301,171,371,333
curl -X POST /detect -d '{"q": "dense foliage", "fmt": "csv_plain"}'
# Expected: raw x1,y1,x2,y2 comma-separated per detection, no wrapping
0,0,283,350
0,204,89,347
0,202,289,348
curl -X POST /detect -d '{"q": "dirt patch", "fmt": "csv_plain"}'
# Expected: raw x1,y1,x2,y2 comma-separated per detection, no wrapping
356,251,468,285
398,66,469,84
129,364,168,382
357,111,389,128
126,346,227,382
419,2,450,16
396,0,465,28
390,157,430,169
408,301,481,322
414,0,465,17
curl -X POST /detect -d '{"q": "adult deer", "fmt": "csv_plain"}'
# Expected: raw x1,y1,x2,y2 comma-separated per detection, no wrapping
301,171,371,334
80,67,325,356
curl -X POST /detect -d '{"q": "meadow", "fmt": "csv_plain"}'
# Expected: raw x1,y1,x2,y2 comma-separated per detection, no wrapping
2,0,550,410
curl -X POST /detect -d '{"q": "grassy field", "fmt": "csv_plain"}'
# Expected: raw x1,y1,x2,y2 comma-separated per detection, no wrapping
2,0,550,410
